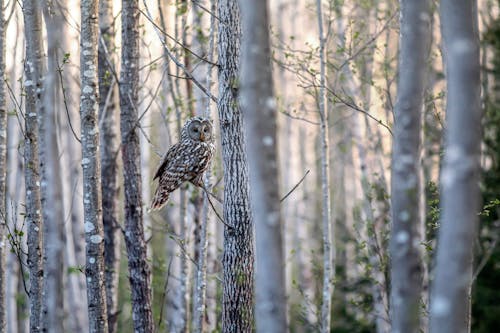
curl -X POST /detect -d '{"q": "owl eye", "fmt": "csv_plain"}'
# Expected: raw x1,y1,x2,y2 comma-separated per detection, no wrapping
203,127,209,132
193,127,199,133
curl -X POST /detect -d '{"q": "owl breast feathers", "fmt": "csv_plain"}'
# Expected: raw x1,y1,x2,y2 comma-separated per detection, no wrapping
150,117,215,210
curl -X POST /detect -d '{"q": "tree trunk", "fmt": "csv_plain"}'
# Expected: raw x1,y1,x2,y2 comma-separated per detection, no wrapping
97,0,121,331
191,1,215,331
120,1,154,332
238,0,287,332
316,1,333,332
57,0,88,327
0,0,6,329
80,1,108,331
429,1,481,332
217,1,255,332
390,0,431,332
22,0,45,331
41,2,66,331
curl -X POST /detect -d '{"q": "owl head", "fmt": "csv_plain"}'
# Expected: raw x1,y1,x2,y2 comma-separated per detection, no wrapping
181,117,214,143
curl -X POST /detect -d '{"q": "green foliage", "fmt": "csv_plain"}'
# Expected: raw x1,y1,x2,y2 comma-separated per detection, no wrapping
425,181,440,243
479,198,500,217
67,265,84,275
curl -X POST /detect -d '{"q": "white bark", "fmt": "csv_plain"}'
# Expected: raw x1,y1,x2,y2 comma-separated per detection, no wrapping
80,0,108,331
239,0,287,332
429,1,481,332
316,1,333,332
22,1,45,330
41,0,67,329
390,0,431,332
0,1,7,329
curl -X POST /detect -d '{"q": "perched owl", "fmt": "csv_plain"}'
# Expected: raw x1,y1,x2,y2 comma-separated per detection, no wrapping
150,117,215,210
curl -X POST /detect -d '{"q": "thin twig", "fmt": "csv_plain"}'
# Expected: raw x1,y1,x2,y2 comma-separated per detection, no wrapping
1,209,30,297
337,11,398,71
274,59,393,136
140,1,219,104
280,170,310,202
199,183,223,204
138,7,218,68
192,0,220,22
157,256,172,329
473,221,499,282
4,78,26,138
57,59,81,143
325,85,393,136
279,110,319,125
201,187,232,229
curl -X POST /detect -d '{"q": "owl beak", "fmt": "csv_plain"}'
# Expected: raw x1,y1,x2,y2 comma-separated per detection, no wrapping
200,131,205,141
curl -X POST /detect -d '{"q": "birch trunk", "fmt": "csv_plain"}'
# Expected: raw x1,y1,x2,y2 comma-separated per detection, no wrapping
120,0,154,331
41,1,67,330
390,1,431,332
191,1,214,331
98,0,121,331
80,1,108,331
316,1,333,331
217,1,255,331
0,0,6,329
429,1,481,332
239,0,287,331
22,0,45,331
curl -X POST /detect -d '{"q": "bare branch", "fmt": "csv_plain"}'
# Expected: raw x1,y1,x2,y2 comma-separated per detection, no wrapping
140,1,218,104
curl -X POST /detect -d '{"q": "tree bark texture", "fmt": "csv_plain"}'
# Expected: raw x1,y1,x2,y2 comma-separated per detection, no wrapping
0,1,6,330
316,1,333,332
238,0,287,332
22,0,45,331
80,1,108,331
120,1,154,332
98,0,121,331
429,1,481,332
217,1,255,332
41,2,66,331
390,0,431,332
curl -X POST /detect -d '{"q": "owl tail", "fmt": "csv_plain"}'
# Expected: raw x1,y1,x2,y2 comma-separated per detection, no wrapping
150,186,170,211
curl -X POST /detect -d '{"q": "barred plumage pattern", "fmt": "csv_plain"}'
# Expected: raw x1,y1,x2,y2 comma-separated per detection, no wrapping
150,117,215,210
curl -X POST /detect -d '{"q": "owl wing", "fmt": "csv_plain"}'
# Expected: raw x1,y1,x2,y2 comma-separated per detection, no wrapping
153,143,180,180
150,143,192,210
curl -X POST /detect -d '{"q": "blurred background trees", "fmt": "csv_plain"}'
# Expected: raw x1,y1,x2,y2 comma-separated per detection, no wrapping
0,0,498,332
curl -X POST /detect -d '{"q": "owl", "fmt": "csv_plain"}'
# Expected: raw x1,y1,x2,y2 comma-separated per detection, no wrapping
150,117,215,210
